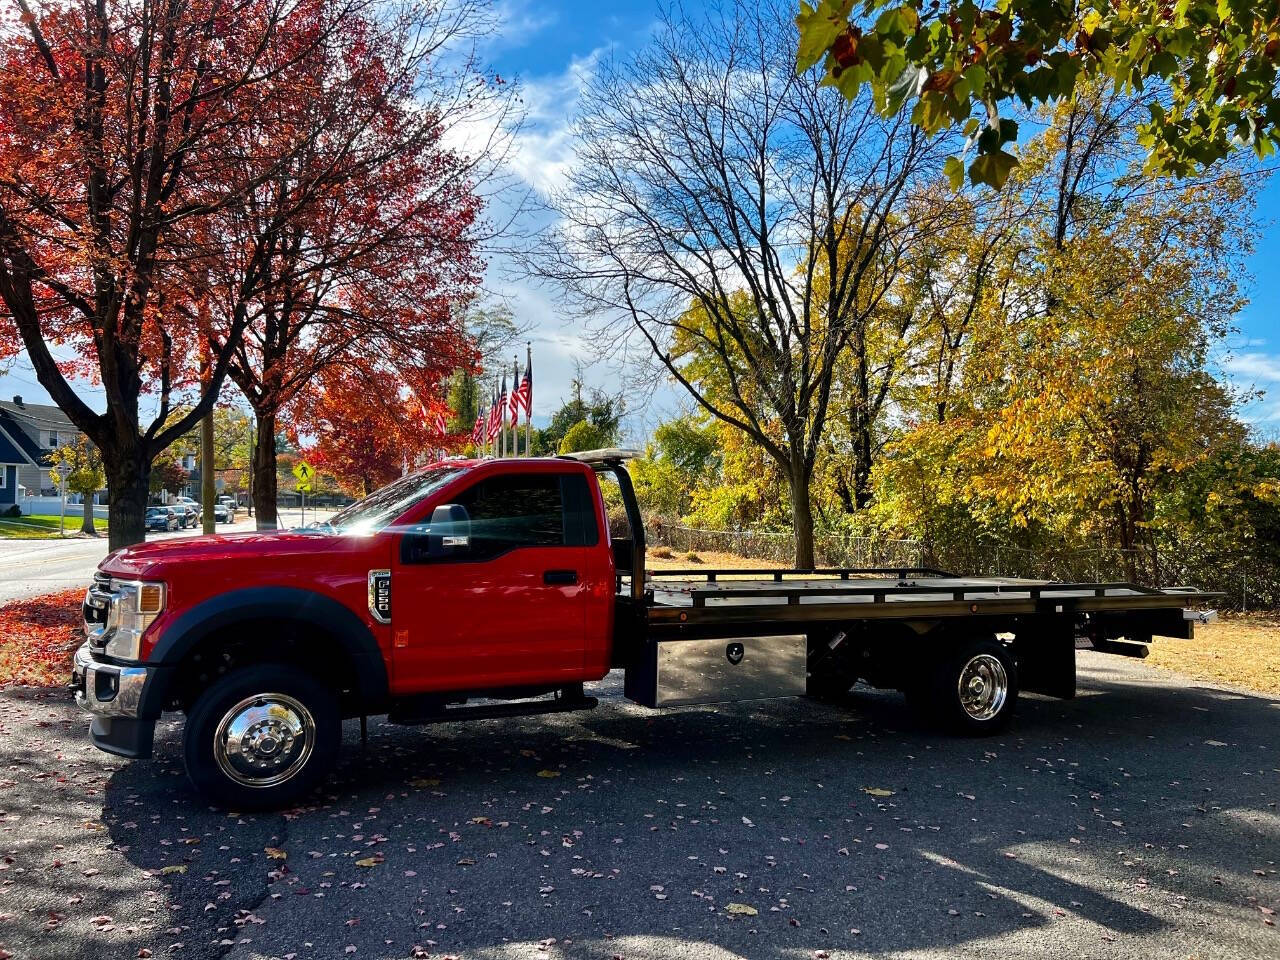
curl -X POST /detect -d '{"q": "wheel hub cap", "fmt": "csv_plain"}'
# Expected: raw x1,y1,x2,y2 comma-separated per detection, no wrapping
957,654,1008,721
214,694,315,788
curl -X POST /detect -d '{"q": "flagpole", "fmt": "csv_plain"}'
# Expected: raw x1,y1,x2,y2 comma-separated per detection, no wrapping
525,342,532,457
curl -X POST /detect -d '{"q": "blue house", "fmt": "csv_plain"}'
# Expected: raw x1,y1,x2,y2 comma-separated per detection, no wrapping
0,416,39,509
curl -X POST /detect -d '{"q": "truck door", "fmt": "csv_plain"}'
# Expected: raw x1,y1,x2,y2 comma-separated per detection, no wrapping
390,469,598,693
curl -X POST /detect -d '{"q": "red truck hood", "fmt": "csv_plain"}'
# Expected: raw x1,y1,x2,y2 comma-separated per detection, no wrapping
101,530,354,578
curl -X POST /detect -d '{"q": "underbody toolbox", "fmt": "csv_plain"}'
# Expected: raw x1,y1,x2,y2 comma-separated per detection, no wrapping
625,633,807,707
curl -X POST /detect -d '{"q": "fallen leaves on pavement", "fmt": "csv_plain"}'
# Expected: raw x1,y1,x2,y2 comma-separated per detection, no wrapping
0,588,84,687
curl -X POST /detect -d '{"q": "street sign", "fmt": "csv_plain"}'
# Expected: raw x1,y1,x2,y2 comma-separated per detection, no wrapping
51,463,68,537
292,460,314,494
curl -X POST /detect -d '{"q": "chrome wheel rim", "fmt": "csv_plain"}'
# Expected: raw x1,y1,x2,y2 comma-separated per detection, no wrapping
213,693,316,788
957,654,1008,721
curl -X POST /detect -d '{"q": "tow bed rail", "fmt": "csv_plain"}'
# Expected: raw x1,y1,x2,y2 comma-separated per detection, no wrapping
649,566,958,583
642,571,1220,633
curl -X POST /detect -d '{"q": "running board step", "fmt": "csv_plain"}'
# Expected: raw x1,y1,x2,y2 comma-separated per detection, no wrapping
387,695,598,726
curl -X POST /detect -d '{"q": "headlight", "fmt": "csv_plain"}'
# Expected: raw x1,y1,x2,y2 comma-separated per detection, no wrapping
103,579,166,661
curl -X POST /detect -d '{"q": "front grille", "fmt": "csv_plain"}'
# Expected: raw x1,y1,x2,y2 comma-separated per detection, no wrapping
83,573,113,644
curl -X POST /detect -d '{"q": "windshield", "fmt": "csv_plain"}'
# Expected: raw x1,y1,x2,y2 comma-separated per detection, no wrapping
326,465,469,534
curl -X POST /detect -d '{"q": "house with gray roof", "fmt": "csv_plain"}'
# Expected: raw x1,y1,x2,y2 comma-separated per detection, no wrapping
0,395,83,499
0,411,39,510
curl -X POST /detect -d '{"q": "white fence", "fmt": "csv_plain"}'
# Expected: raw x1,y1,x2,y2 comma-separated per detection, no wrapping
19,495,108,519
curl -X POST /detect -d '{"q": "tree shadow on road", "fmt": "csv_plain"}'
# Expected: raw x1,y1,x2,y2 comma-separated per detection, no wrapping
44,663,1277,959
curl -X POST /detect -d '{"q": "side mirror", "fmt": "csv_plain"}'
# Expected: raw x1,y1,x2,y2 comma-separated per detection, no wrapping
427,504,471,559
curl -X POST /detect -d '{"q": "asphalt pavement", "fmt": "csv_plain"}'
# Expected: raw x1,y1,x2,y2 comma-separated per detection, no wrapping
1,652,1277,960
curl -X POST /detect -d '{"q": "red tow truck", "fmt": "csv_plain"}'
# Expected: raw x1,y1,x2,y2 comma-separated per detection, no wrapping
73,450,1217,808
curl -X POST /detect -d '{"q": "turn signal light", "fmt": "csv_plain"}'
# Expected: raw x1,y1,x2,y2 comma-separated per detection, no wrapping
138,583,165,614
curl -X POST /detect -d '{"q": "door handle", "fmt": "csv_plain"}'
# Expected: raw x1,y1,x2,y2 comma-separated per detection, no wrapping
543,569,578,586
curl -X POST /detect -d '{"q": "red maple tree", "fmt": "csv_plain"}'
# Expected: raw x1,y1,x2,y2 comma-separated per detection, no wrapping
0,0,503,545
196,0,492,527
291,363,446,497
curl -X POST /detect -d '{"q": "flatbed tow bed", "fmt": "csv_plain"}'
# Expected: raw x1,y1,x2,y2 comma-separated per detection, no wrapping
576,450,1218,729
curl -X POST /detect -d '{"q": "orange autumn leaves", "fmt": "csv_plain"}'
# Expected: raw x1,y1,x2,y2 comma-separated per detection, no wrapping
0,589,84,687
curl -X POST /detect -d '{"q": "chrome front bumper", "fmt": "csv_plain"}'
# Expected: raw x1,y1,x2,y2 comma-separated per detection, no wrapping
72,642,152,718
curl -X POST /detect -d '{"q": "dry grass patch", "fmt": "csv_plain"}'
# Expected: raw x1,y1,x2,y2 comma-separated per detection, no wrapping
646,549,787,571
1146,613,1280,696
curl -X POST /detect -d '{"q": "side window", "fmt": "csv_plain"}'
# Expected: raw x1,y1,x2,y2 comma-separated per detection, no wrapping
561,472,599,547
453,474,565,561
403,471,601,564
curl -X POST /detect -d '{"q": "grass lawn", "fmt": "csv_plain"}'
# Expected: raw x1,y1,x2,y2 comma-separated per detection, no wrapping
647,547,787,569
1147,613,1280,697
0,513,106,539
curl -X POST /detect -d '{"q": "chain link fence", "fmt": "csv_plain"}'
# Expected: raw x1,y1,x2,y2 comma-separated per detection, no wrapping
645,521,924,569
638,517,1275,610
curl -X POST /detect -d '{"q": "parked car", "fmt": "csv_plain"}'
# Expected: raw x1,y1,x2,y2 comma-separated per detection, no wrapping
173,503,201,529
212,502,234,523
144,506,178,532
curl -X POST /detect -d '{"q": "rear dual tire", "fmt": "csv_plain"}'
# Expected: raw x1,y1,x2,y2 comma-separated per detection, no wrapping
183,665,340,810
909,636,1018,735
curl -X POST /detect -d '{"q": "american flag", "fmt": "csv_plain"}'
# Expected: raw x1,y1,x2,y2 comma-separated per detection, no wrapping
433,410,448,436
472,409,485,446
486,385,503,441
507,358,520,428
512,350,532,419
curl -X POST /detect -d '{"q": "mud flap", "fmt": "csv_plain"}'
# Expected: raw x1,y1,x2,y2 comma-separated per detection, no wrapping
1018,620,1076,699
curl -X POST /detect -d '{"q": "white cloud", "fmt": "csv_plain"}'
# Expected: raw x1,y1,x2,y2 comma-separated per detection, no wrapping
504,49,601,196
1220,350,1280,425
1226,351,1280,384
486,0,559,53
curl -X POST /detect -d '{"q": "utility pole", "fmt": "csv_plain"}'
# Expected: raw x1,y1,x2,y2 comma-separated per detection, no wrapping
199,295,216,535
246,414,255,518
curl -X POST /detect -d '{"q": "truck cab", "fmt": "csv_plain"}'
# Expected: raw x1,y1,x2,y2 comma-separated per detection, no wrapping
74,456,624,808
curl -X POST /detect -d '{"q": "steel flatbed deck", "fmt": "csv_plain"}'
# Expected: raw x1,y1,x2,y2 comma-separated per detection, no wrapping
632,566,1217,632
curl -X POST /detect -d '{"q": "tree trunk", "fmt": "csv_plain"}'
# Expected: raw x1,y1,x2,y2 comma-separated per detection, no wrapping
853,425,874,511
252,411,278,529
80,494,96,536
201,409,217,534
104,447,150,550
787,454,816,569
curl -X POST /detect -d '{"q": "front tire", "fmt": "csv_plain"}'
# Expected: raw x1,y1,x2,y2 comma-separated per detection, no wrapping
183,664,340,809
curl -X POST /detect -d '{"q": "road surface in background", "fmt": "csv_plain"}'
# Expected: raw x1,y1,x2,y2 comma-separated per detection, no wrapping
0,507,338,604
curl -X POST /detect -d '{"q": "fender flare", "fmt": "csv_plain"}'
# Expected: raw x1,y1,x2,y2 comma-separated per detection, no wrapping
145,587,389,711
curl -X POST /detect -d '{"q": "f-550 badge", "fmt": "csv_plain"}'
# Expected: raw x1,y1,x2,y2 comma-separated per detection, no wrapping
368,569,392,624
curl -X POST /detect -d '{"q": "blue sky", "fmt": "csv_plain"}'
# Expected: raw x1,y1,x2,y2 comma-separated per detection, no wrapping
3,0,1278,437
